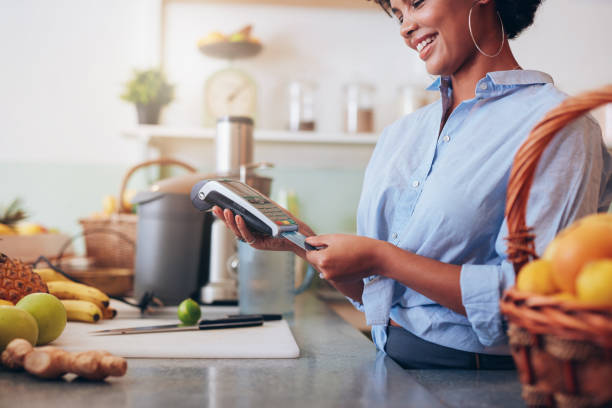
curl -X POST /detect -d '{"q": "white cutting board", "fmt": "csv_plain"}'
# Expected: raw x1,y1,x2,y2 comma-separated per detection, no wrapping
53,302,299,359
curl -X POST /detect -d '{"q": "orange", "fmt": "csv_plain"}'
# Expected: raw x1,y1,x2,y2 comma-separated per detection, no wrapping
543,214,612,294
576,259,612,306
516,259,558,295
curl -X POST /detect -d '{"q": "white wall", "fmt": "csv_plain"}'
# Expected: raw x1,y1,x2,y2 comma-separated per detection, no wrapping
162,0,612,143
0,0,160,165
0,0,611,167
161,3,426,133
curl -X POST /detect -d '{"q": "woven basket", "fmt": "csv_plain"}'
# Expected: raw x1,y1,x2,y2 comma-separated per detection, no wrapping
78,158,196,268
500,85,612,408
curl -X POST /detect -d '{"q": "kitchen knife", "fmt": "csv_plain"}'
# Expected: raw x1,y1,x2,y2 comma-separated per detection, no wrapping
90,315,265,335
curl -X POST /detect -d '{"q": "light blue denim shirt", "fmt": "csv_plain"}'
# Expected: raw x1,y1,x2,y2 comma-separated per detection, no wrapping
354,70,612,355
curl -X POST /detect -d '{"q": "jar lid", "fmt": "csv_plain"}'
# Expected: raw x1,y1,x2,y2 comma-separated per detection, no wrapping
217,116,254,125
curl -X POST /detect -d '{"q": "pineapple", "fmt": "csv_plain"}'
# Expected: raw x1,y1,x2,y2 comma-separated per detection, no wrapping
0,253,48,304
0,198,28,235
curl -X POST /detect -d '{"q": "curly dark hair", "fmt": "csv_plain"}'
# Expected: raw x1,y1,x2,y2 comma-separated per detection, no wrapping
368,0,543,39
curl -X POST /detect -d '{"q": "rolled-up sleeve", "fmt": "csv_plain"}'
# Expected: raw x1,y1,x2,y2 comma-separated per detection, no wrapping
461,114,610,347
460,262,515,346
346,294,365,313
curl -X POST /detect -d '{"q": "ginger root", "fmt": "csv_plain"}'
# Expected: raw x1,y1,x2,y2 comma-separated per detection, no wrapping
24,346,73,379
1,338,33,370
71,350,127,381
1,338,127,381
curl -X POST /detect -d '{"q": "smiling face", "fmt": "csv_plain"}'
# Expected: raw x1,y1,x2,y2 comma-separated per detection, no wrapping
390,0,481,76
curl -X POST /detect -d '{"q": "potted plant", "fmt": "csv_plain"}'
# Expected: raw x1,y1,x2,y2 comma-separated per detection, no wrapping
121,68,175,124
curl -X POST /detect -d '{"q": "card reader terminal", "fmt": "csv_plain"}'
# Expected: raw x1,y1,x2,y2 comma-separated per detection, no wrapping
191,179,321,251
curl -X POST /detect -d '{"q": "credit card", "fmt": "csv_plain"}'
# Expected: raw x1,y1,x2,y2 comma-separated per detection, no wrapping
281,231,324,251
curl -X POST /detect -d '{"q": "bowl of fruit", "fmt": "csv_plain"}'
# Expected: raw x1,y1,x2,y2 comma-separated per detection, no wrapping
197,25,262,60
0,199,72,263
501,85,612,408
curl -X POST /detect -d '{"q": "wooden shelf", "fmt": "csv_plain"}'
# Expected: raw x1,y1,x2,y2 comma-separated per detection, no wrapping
122,125,378,145
122,125,378,169
163,0,379,9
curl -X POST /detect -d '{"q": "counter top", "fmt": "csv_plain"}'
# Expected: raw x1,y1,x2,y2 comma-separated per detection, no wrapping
0,292,524,407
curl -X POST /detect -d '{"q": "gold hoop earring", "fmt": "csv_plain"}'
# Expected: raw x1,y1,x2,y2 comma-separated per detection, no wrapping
468,2,505,58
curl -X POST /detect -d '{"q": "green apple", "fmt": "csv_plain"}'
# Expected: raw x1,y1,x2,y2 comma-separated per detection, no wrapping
0,305,39,351
16,293,66,345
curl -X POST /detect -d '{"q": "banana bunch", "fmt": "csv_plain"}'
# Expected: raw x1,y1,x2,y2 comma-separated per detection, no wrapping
34,268,117,323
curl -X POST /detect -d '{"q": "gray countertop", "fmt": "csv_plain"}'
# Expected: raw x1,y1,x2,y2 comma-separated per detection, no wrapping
0,292,524,408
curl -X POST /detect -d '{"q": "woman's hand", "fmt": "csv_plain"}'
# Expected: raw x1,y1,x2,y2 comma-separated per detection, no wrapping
304,234,388,282
211,206,315,256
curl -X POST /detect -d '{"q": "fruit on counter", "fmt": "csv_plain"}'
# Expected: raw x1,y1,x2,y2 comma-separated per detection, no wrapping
0,299,14,306
102,306,117,319
0,198,27,235
122,189,138,213
0,223,16,235
102,195,118,215
33,267,72,283
0,253,49,304
1,338,127,381
35,267,116,321
46,280,110,311
14,222,48,235
516,259,557,295
0,306,39,351
542,213,612,293
575,259,612,306
177,298,201,325
60,299,102,323
16,293,67,345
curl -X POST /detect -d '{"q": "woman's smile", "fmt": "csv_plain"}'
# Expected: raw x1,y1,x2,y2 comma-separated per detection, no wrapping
414,33,438,59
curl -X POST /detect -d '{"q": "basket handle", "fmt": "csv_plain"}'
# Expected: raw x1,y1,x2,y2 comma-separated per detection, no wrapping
118,158,197,213
505,85,612,275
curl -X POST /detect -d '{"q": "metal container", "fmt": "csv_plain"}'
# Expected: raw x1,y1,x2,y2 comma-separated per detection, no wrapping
132,189,212,305
215,116,254,174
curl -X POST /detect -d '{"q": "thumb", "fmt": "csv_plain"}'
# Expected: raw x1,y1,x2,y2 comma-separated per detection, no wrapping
305,234,329,248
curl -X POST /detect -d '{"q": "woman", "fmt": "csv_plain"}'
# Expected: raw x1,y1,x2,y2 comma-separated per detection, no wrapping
213,0,612,369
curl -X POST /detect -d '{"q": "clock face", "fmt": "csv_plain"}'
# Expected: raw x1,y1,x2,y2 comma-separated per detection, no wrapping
204,68,257,124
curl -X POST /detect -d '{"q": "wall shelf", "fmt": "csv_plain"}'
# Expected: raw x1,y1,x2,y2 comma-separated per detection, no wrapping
122,125,378,169
163,0,379,9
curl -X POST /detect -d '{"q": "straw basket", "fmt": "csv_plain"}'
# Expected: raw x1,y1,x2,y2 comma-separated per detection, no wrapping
500,85,612,408
78,158,196,268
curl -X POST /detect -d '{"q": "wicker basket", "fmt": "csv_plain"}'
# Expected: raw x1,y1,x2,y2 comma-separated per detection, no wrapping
500,85,612,408
78,158,196,268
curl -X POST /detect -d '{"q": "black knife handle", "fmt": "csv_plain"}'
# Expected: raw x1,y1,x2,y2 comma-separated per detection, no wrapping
198,319,263,330
226,314,282,321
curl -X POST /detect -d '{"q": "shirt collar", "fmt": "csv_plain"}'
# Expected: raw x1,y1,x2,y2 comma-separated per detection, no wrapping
426,70,554,97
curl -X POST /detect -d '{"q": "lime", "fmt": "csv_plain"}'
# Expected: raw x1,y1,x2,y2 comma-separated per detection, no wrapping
177,298,201,325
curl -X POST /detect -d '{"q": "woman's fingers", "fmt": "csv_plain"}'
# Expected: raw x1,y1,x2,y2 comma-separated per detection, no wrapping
223,208,244,239
235,215,257,244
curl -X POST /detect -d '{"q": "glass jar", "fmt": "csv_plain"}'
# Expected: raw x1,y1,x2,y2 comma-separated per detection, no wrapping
344,83,375,134
397,84,429,118
288,80,317,131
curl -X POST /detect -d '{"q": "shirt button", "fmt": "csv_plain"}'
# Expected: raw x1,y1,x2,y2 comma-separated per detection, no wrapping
412,180,420,188
479,83,488,90
392,232,398,239
442,135,450,142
